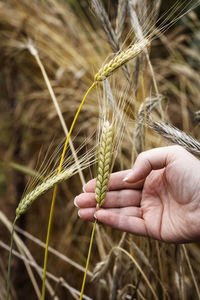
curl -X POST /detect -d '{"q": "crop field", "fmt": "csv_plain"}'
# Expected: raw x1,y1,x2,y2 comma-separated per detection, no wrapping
0,0,200,299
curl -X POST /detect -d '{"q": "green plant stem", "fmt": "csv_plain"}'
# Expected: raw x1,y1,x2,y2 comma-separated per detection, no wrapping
42,81,97,300
80,220,97,300
6,217,17,300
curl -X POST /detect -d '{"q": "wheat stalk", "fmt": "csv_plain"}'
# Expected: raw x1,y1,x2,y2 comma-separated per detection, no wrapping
95,120,114,208
182,245,200,299
42,81,97,300
149,120,200,156
80,120,114,300
94,39,149,81
128,1,164,119
91,0,118,52
134,96,162,154
115,0,128,42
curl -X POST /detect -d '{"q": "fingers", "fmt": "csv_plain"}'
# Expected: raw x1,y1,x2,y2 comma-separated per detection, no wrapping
78,207,143,224
78,207,96,221
103,207,143,218
75,189,141,208
95,209,147,237
84,170,144,193
124,146,181,183
83,146,184,192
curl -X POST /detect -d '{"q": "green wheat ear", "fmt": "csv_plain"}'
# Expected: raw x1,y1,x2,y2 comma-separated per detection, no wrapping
79,120,114,300
95,120,114,208
94,39,149,81
15,170,72,219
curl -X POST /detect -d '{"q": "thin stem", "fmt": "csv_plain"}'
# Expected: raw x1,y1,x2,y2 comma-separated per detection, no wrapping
114,246,159,300
42,81,97,300
182,245,200,299
145,54,164,120
6,217,17,300
80,220,97,300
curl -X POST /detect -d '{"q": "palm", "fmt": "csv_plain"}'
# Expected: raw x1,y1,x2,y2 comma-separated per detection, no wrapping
141,166,198,242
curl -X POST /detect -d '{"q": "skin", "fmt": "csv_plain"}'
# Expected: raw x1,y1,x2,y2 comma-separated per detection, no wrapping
75,146,200,243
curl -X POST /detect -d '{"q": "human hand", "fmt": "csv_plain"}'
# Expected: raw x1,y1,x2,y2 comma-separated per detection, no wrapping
75,146,200,243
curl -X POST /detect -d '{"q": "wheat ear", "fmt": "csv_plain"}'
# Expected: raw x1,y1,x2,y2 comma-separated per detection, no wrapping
149,120,200,156
95,120,114,207
80,120,114,300
91,250,115,283
94,39,149,81
15,143,96,220
91,0,130,82
15,170,72,219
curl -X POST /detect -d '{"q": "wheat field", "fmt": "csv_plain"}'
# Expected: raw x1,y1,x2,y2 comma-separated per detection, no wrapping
0,0,200,299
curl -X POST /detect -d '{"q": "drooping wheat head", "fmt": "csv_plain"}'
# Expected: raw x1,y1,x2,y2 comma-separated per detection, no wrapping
15,143,96,219
15,170,72,219
94,39,150,81
149,120,200,156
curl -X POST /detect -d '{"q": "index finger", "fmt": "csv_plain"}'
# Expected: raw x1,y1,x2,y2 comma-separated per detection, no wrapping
84,170,144,192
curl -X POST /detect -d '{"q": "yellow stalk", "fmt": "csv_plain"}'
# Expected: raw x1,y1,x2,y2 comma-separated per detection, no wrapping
79,220,97,300
42,81,97,299
80,120,114,299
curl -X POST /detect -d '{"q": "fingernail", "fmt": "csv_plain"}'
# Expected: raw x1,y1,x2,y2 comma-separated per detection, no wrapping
94,212,98,219
74,197,79,208
123,176,129,182
78,210,81,218
82,184,86,192
123,171,134,182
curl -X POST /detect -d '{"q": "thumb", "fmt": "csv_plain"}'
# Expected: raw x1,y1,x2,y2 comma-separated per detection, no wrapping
124,146,179,183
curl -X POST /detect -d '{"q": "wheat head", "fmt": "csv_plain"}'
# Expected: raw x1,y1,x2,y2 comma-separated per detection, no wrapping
150,120,200,156
15,143,96,219
15,170,72,218
95,120,114,208
94,39,149,81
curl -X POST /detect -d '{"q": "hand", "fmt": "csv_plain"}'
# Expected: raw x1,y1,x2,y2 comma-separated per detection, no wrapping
75,146,200,243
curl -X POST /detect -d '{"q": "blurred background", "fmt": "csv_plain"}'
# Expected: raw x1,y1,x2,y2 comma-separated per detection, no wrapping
0,0,200,299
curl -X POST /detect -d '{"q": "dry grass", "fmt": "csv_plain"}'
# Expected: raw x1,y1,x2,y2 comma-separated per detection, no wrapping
0,0,200,299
